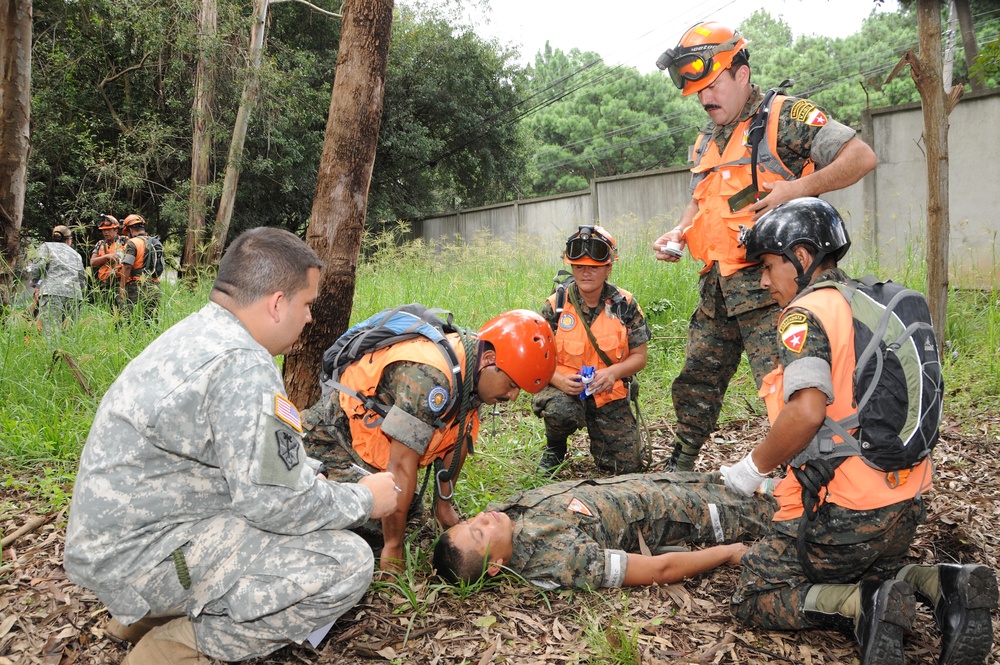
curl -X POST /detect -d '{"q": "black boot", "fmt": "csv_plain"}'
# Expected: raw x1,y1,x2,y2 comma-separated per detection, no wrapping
538,438,567,474
929,564,998,665
855,579,916,665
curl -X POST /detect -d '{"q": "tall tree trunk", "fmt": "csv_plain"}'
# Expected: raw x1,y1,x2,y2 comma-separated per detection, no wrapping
0,0,32,304
183,0,217,272
954,0,982,92
942,0,958,94
209,0,269,266
283,0,394,408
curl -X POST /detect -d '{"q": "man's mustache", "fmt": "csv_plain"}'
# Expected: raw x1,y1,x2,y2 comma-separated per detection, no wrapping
703,103,721,112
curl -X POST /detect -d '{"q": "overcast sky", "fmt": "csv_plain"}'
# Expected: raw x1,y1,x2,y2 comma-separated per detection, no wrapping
467,0,902,73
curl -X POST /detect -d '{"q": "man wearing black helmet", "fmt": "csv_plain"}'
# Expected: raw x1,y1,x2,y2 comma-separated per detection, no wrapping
651,21,878,473
723,197,997,665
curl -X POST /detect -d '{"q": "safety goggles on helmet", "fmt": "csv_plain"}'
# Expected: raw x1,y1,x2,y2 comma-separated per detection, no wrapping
657,33,743,90
565,227,615,264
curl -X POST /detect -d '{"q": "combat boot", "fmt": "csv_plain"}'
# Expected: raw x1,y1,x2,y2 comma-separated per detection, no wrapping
854,579,916,665
667,436,701,472
106,615,177,645
121,617,207,665
900,563,998,665
538,438,567,474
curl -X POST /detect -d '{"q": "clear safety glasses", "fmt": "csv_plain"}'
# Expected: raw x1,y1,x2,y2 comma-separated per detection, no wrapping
566,234,613,263
657,34,742,90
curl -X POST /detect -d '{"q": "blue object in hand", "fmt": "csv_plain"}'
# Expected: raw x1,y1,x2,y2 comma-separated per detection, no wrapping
579,365,595,400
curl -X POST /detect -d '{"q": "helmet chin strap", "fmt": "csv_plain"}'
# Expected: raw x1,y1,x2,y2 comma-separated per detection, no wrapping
791,251,826,293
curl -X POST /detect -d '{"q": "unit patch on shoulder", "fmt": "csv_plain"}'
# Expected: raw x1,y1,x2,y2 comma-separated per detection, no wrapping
427,385,449,413
779,312,809,353
276,430,299,470
566,496,594,517
274,394,303,432
559,313,576,331
790,100,828,127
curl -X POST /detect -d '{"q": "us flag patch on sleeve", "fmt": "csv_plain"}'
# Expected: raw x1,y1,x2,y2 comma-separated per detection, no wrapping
274,394,302,432
779,312,809,353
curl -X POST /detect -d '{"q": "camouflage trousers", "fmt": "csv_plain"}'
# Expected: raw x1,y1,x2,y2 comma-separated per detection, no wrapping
531,385,641,473
672,263,779,455
131,529,374,661
37,294,80,334
732,497,925,630
121,280,160,323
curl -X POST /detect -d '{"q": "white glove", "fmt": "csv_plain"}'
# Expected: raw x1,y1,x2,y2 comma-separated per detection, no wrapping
721,453,767,497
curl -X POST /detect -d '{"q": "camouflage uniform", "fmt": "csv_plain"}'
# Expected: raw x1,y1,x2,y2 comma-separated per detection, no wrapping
120,233,160,322
671,85,858,469
532,283,652,473
491,472,775,589
732,268,928,630
28,241,86,333
65,302,377,662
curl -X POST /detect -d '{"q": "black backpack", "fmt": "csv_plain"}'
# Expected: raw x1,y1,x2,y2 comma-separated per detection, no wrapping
320,304,475,429
139,236,165,278
791,276,944,473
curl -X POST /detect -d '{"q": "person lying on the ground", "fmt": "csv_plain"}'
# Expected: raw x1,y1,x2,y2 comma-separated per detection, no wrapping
433,472,774,589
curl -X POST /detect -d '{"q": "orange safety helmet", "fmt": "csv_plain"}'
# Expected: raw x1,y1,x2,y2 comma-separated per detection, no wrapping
98,214,120,230
563,225,617,267
655,22,748,97
478,310,556,394
122,214,146,228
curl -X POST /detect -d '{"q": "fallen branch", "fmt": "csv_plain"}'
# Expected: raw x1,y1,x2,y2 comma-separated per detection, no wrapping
1,514,53,548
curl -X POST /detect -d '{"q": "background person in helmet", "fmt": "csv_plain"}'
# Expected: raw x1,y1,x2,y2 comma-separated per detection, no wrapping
27,225,87,334
650,21,878,472
89,214,126,307
723,197,996,665
532,225,651,474
302,309,556,571
119,213,160,321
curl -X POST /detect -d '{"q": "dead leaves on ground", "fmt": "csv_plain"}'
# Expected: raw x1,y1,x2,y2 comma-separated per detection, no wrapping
1,416,998,664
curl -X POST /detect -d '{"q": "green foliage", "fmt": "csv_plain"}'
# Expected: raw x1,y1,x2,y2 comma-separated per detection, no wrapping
971,35,1000,83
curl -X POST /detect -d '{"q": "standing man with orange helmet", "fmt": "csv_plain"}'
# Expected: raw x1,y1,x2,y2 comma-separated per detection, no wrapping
90,214,126,308
533,225,651,474
302,309,557,571
651,22,877,472
119,213,162,322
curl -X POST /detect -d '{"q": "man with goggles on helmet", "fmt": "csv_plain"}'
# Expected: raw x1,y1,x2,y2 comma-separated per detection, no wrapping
90,214,126,308
532,225,651,474
302,309,556,571
651,21,877,472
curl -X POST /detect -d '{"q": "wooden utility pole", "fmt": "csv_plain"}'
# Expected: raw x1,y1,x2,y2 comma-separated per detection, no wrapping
283,0,394,408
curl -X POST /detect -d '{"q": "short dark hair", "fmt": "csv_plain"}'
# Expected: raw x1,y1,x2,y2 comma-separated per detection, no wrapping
213,227,323,307
433,532,488,585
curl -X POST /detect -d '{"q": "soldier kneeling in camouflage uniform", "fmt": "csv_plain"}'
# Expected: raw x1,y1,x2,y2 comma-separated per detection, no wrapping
64,228,399,664
434,472,774,589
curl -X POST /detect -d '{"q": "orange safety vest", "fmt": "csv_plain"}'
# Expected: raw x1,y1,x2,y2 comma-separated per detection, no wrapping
685,95,816,277
339,334,480,470
126,236,160,284
94,238,126,283
546,289,632,408
759,288,932,521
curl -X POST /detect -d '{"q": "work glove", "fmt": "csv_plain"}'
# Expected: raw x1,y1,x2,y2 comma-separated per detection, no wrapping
720,453,767,497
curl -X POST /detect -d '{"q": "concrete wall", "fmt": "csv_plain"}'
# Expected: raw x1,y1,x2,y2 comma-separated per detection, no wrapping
415,88,1000,288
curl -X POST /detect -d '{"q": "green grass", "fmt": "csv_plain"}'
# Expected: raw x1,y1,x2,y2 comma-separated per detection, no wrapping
2,227,998,515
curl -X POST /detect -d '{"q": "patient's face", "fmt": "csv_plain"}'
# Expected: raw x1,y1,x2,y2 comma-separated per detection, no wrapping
447,510,514,565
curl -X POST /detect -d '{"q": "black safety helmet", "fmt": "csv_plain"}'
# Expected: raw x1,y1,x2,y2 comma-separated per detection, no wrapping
739,197,851,289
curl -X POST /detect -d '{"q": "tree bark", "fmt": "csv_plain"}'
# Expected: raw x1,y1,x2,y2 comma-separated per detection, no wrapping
0,0,32,303
209,0,270,266
914,0,950,351
283,0,394,408
183,0,218,272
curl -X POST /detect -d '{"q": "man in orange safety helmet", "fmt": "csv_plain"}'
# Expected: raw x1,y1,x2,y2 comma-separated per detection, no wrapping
532,225,651,474
90,214,126,307
302,308,556,571
651,21,878,472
